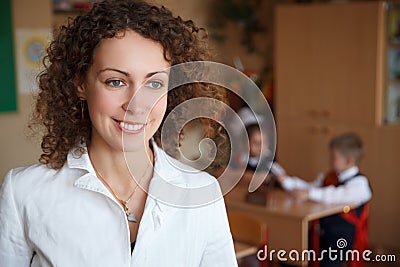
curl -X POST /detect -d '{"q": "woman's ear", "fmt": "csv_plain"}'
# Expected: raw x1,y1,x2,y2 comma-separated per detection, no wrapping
76,80,87,100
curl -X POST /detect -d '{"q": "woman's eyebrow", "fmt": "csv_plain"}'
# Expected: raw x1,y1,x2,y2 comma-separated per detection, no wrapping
97,68,129,77
96,68,168,78
145,70,169,78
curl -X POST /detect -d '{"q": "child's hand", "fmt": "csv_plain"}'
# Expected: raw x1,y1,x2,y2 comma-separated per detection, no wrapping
291,189,309,202
275,174,286,184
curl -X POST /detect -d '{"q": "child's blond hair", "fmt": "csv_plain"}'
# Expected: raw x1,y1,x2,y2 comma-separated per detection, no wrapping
329,133,364,163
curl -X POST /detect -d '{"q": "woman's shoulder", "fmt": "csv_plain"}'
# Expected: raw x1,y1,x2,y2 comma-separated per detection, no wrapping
8,162,55,174
5,163,59,182
154,144,219,188
2,163,72,197
161,152,218,188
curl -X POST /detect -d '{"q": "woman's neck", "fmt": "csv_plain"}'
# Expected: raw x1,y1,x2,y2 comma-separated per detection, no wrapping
87,133,154,196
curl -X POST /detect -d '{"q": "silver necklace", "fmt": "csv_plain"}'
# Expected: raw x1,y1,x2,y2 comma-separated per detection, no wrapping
93,162,152,223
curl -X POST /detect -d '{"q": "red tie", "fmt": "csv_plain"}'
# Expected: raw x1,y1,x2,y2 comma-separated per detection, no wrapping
322,171,339,187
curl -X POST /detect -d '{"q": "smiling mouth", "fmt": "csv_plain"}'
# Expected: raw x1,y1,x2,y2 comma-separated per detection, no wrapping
114,119,147,132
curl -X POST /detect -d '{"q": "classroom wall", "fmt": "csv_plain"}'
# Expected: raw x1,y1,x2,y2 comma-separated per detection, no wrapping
155,0,272,71
0,0,51,178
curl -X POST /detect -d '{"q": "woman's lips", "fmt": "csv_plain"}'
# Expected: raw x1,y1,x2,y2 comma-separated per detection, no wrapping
113,119,147,134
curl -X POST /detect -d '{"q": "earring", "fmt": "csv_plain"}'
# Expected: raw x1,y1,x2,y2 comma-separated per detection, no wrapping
80,100,85,120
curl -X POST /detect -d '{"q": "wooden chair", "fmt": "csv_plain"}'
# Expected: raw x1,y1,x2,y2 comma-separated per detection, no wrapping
227,210,268,267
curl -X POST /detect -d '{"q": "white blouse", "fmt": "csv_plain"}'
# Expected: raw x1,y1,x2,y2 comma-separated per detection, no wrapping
0,142,237,267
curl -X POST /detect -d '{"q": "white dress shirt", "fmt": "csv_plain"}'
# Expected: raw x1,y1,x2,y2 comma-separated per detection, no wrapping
281,166,372,204
0,142,238,267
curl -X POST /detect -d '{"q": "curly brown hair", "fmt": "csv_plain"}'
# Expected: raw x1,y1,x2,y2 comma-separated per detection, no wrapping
31,0,228,172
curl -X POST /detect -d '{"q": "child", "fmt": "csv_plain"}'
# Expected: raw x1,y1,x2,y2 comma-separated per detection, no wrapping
239,123,273,172
233,122,280,192
276,133,372,267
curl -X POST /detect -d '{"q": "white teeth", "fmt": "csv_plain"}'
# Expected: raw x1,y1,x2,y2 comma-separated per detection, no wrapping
119,121,145,131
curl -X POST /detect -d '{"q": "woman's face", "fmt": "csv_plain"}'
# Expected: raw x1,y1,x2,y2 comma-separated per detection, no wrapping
78,30,169,152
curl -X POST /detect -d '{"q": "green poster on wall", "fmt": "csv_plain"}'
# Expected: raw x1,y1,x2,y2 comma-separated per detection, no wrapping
0,0,17,112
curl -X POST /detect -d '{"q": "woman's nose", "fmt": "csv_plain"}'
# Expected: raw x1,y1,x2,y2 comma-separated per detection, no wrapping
122,84,156,116
122,83,166,116
122,86,142,115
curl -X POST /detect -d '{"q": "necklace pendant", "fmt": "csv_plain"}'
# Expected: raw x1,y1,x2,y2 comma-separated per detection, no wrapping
127,212,137,223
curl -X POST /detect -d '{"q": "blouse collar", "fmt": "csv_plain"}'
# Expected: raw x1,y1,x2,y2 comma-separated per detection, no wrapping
67,139,188,231
338,166,359,183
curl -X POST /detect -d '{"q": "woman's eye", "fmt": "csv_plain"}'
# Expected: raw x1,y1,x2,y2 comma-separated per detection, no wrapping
147,81,163,89
106,79,125,87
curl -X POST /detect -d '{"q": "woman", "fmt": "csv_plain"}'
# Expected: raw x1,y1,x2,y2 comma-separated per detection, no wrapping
0,0,237,266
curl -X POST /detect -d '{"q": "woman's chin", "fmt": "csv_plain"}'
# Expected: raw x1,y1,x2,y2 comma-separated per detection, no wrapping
121,137,151,152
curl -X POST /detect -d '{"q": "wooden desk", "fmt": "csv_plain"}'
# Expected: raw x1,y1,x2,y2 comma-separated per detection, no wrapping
234,241,258,259
224,185,358,266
